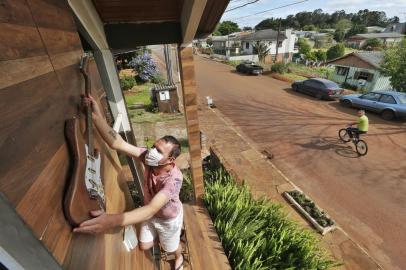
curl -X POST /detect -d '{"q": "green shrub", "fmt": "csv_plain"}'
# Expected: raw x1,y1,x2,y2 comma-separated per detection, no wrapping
327,43,345,60
180,169,195,203
341,82,358,91
151,73,166,84
120,75,136,91
204,166,338,270
271,62,288,74
315,50,327,62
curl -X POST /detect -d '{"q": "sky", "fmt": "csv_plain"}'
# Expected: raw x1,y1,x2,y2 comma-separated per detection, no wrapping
220,0,406,28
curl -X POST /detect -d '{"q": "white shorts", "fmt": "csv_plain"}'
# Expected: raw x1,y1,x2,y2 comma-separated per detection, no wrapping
139,207,183,252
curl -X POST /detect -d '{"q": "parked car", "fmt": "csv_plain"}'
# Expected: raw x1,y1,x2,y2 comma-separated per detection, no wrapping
236,61,264,75
291,78,344,100
339,91,406,120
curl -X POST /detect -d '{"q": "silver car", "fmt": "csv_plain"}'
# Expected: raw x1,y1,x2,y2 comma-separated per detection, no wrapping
339,91,406,120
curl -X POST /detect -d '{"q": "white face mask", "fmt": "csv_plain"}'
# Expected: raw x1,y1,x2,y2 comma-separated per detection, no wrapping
145,148,164,167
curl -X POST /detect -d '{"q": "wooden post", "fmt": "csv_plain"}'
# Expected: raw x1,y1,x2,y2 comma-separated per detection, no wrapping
178,44,204,202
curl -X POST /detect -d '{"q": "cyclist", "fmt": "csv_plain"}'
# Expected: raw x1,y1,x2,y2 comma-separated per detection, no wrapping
347,109,369,140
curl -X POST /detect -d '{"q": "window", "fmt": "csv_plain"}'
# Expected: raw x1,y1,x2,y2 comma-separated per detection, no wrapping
379,94,397,104
398,94,406,104
355,71,373,81
324,81,340,89
245,42,249,49
361,92,381,101
335,66,349,76
304,80,319,88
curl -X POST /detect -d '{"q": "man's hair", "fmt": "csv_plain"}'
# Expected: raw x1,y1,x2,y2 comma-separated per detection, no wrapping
160,135,181,158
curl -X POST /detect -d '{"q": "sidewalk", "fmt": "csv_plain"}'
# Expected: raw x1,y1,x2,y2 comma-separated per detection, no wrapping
197,98,381,270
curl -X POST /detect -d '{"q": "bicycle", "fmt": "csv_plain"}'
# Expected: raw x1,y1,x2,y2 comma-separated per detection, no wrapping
338,126,368,156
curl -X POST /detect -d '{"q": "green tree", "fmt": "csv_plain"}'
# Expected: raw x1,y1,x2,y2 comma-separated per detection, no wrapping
217,21,241,35
242,26,253,31
346,23,367,37
362,38,382,50
335,19,352,30
334,29,345,42
297,38,311,55
303,24,317,31
253,41,270,63
255,18,279,30
381,39,406,92
327,43,345,60
305,51,317,61
315,50,327,62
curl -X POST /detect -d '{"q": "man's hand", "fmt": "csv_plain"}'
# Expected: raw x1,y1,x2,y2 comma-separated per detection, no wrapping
82,94,103,120
73,210,122,234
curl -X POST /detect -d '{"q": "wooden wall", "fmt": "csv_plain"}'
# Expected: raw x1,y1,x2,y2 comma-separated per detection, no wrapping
0,1,154,269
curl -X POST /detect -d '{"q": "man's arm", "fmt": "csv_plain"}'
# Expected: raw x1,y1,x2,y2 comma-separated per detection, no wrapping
73,192,169,234
85,95,144,158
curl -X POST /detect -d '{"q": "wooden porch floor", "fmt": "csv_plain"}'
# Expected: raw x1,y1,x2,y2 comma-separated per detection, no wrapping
160,203,231,270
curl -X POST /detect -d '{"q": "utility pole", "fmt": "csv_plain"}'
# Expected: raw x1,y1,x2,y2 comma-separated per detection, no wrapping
274,18,282,63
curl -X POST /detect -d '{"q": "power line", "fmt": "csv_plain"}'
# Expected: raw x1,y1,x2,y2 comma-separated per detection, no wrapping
225,0,261,13
229,0,309,21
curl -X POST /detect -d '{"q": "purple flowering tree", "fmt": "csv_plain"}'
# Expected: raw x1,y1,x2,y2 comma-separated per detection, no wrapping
129,53,158,82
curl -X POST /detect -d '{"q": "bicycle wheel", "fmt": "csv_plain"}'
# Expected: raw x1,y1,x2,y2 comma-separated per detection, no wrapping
356,140,368,156
338,128,351,142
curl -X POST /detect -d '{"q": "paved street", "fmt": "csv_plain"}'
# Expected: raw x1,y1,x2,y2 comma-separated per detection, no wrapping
194,56,406,270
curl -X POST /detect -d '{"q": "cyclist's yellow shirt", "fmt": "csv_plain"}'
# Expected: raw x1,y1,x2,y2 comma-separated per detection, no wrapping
358,115,369,132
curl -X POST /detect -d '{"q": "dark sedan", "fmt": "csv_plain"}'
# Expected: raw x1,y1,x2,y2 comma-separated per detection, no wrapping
291,78,344,100
236,61,264,75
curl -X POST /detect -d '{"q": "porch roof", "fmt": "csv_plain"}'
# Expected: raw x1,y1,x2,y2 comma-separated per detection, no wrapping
91,0,230,49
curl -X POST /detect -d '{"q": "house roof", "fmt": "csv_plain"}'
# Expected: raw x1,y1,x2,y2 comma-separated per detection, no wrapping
352,32,405,39
240,29,286,41
355,51,384,68
383,22,406,34
327,51,384,69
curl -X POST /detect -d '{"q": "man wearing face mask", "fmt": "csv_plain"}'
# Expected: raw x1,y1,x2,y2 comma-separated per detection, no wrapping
75,95,185,270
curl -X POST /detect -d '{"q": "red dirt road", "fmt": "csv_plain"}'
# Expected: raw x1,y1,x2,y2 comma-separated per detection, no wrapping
195,56,406,269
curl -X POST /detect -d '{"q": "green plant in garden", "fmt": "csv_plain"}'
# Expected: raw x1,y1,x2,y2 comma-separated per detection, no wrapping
288,191,334,228
180,169,195,203
204,166,338,270
271,62,288,74
315,50,327,62
298,38,312,55
327,43,345,60
151,73,166,84
362,38,382,50
254,41,271,63
120,75,136,91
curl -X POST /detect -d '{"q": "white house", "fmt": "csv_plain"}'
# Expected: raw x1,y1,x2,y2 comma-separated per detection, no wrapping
209,29,297,63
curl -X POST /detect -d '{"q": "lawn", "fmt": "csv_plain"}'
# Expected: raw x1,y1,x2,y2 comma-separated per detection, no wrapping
288,63,334,80
124,82,155,106
124,81,184,124
128,108,184,124
281,72,307,81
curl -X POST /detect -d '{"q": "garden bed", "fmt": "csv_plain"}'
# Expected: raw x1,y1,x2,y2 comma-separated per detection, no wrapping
283,190,336,235
203,164,337,270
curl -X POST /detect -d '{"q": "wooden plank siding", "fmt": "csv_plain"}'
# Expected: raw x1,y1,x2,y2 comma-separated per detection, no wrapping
178,46,204,201
0,0,154,269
